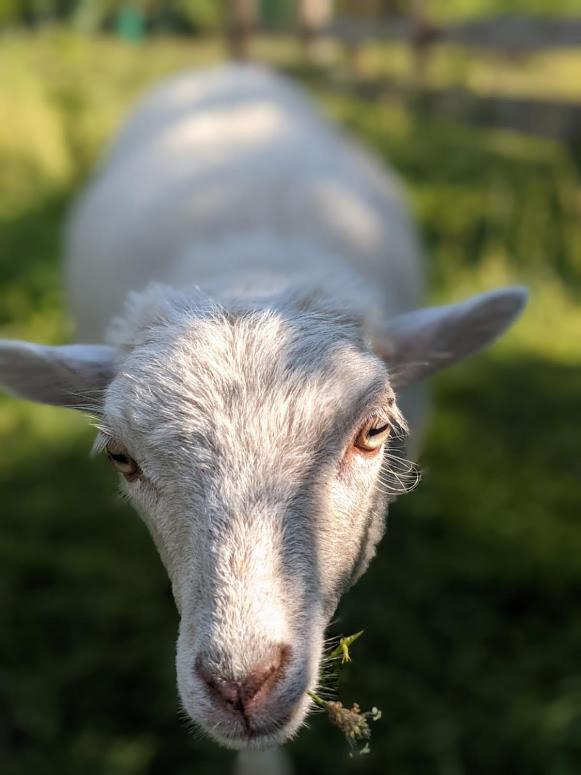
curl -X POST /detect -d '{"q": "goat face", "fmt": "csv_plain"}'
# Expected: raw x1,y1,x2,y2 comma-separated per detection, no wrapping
0,284,526,749
98,299,403,749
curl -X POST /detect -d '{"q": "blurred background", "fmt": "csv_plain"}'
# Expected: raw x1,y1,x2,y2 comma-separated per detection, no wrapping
1,2,580,773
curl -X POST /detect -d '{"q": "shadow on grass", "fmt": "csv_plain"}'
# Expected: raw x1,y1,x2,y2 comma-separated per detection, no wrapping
1,354,580,774
0,426,233,775
292,354,581,774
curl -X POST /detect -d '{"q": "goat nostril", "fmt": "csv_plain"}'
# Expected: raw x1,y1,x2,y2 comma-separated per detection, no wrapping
239,643,290,707
240,648,283,706
212,678,240,708
196,644,291,713
195,659,239,708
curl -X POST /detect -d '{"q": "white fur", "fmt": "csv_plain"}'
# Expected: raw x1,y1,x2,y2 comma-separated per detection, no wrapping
65,64,423,342
0,64,527,772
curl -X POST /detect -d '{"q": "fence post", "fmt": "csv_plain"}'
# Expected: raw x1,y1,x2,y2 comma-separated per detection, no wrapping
410,0,436,86
297,0,333,65
226,0,258,61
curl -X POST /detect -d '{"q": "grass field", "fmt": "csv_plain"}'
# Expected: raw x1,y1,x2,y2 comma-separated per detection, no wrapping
359,42,581,103
433,0,581,19
1,33,581,775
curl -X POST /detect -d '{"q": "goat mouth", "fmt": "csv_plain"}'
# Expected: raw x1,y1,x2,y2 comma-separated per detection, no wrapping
246,713,292,740
200,697,306,750
212,715,293,750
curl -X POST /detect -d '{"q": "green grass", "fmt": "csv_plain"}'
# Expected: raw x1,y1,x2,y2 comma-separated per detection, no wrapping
357,43,581,103
1,33,580,774
433,0,581,20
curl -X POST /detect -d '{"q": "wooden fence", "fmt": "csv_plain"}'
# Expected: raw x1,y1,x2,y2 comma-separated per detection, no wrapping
328,14,581,53
225,4,581,143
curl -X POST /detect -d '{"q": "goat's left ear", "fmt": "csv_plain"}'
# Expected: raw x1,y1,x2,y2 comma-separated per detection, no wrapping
0,340,116,410
371,286,528,387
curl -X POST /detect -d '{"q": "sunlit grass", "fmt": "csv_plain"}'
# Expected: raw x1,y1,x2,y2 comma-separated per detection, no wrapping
319,90,581,362
433,0,581,20
345,41,581,104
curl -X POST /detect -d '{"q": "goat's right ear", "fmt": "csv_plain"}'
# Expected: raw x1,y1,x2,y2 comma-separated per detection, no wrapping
0,340,116,411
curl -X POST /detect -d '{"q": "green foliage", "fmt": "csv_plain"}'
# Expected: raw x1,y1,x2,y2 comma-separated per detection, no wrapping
0,0,19,25
175,0,224,33
1,34,580,774
0,0,226,32
2,0,581,31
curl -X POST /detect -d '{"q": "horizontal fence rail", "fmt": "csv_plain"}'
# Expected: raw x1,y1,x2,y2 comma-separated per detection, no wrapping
328,14,581,54
321,74,581,143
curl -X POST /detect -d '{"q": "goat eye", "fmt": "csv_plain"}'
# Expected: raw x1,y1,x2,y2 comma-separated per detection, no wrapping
106,441,140,481
354,416,391,453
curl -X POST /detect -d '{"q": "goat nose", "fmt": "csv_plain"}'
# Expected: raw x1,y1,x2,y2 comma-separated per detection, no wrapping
196,645,290,713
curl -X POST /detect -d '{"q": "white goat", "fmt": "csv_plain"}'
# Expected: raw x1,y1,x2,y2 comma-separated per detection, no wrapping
0,65,526,768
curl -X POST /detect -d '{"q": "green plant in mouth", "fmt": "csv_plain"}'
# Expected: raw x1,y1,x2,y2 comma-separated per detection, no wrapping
328,630,364,664
307,631,382,755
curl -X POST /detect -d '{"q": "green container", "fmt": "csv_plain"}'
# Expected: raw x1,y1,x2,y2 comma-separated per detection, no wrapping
116,5,146,41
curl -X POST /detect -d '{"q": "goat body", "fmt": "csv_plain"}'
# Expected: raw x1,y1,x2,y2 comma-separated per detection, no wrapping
66,64,423,348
